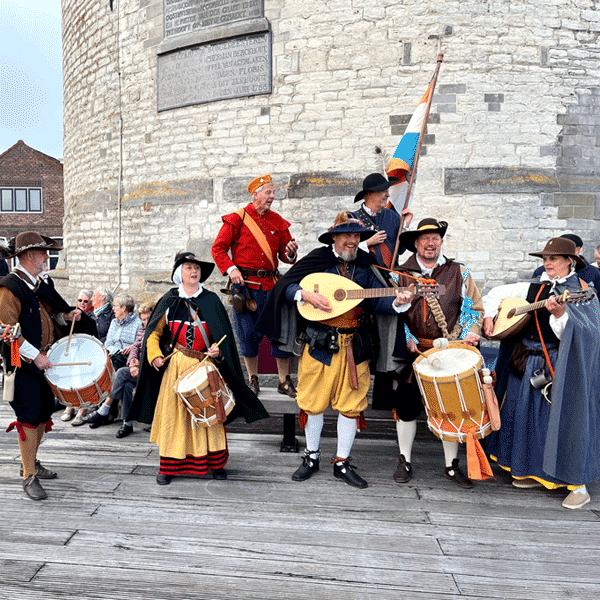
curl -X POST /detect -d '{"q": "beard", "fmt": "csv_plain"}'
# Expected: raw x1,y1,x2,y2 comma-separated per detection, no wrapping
340,248,358,262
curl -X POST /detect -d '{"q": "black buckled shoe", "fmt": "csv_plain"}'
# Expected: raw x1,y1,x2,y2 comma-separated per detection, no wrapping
393,454,412,484
292,450,320,481
212,468,228,480
156,473,173,485
333,457,368,489
444,458,474,489
23,474,47,500
277,375,297,398
20,460,57,480
249,375,260,396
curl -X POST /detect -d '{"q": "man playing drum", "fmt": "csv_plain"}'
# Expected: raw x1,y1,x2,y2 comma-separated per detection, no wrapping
257,213,414,489
0,232,81,500
391,219,484,488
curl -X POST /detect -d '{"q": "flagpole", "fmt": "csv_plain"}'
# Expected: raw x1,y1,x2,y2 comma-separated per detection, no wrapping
391,53,444,268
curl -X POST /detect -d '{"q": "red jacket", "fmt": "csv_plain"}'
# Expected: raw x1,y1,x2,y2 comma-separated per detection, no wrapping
211,203,295,291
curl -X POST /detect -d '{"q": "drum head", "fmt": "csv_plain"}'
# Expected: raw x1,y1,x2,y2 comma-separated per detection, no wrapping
177,364,211,393
45,334,107,390
414,347,480,377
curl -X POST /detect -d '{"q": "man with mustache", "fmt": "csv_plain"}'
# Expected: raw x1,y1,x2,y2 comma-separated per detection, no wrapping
257,213,414,488
391,218,484,488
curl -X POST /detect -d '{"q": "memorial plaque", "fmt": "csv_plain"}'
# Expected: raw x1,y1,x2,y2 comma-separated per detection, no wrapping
157,33,272,110
164,0,263,39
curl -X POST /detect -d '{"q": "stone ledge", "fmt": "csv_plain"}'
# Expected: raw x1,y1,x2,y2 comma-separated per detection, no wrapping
444,167,559,195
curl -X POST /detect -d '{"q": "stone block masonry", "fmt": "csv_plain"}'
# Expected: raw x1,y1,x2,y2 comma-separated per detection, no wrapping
59,0,600,302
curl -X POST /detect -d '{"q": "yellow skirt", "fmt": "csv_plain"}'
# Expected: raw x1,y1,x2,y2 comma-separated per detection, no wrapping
150,351,227,460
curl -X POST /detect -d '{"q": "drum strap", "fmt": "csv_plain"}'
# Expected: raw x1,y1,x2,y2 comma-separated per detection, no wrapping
189,305,212,350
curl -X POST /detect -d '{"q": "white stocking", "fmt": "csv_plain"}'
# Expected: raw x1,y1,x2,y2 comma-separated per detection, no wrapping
336,414,358,460
395,419,417,463
304,413,324,457
442,440,459,469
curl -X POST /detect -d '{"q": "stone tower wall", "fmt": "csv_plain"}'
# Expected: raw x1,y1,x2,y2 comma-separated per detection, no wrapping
60,0,600,302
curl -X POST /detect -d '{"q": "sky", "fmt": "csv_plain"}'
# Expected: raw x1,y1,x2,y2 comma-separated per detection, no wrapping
0,1,63,160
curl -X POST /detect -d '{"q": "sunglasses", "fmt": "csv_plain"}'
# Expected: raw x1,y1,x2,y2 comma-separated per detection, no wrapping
78,299,91,304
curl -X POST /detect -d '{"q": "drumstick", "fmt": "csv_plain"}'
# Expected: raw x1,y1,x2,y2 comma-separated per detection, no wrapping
49,362,92,367
415,347,442,369
65,311,78,356
198,335,228,366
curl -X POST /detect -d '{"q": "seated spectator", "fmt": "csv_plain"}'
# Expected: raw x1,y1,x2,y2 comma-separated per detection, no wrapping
532,233,600,290
105,294,142,371
76,289,94,314
91,288,114,343
87,300,155,436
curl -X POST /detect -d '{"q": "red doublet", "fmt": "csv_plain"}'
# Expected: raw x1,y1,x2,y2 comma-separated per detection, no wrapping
211,203,295,291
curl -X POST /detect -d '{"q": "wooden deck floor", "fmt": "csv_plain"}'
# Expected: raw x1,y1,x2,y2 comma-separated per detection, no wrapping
1,391,599,600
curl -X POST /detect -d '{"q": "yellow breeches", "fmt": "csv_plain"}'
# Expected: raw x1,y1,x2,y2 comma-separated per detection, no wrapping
296,333,370,417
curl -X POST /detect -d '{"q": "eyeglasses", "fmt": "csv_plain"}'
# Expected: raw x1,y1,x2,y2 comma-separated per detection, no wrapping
78,299,91,304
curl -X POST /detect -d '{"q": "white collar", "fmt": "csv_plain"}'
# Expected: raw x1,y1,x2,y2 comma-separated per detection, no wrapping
14,264,38,289
416,254,446,275
539,269,575,286
178,284,203,298
362,203,377,217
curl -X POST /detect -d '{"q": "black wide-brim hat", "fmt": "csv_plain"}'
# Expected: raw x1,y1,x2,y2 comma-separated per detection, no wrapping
318,219,376,246
172,251,215,283
354,172,401,202
529,237,586,269
0,231,63,259
399,218,448,254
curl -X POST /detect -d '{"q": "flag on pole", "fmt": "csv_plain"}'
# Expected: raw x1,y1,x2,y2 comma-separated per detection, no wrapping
386,78,435,211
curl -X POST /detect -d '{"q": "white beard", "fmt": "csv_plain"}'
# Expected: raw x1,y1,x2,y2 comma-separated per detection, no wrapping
340,248,357,262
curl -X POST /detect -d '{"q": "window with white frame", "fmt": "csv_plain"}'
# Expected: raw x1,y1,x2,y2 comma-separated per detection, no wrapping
0,188,43,212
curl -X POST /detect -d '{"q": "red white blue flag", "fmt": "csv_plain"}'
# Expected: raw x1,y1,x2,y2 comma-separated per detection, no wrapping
386,78,435,211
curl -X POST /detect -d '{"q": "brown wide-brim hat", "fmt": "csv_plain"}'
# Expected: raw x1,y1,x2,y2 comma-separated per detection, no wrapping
354,173,401,203
0,231,63,259
172,251,215,283
529,237,586,269
399,218,448,254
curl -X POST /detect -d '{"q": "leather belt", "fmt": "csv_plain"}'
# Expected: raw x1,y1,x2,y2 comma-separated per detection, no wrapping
239,267,279,278
335,327,357,334
175,343,206,360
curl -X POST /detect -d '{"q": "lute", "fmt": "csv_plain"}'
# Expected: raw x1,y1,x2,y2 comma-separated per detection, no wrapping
490,288,596,340
297,272,445,321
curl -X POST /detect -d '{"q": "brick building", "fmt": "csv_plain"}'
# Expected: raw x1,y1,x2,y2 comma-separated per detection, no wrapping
60,0,600,300
0,140,64,268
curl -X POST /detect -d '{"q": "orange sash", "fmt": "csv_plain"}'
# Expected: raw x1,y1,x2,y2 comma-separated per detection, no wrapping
234,208,276,270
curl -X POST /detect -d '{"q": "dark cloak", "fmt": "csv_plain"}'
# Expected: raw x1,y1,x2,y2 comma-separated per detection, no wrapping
542,296,600,483
492,277,600,485
255,246,406,362
127,288,269,425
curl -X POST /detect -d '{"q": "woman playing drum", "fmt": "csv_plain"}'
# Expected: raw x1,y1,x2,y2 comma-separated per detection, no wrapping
482,237,600,509
128,252,269,485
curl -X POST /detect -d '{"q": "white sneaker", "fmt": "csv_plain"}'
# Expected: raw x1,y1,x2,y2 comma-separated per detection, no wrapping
562,490,591,509
60,407,75,422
